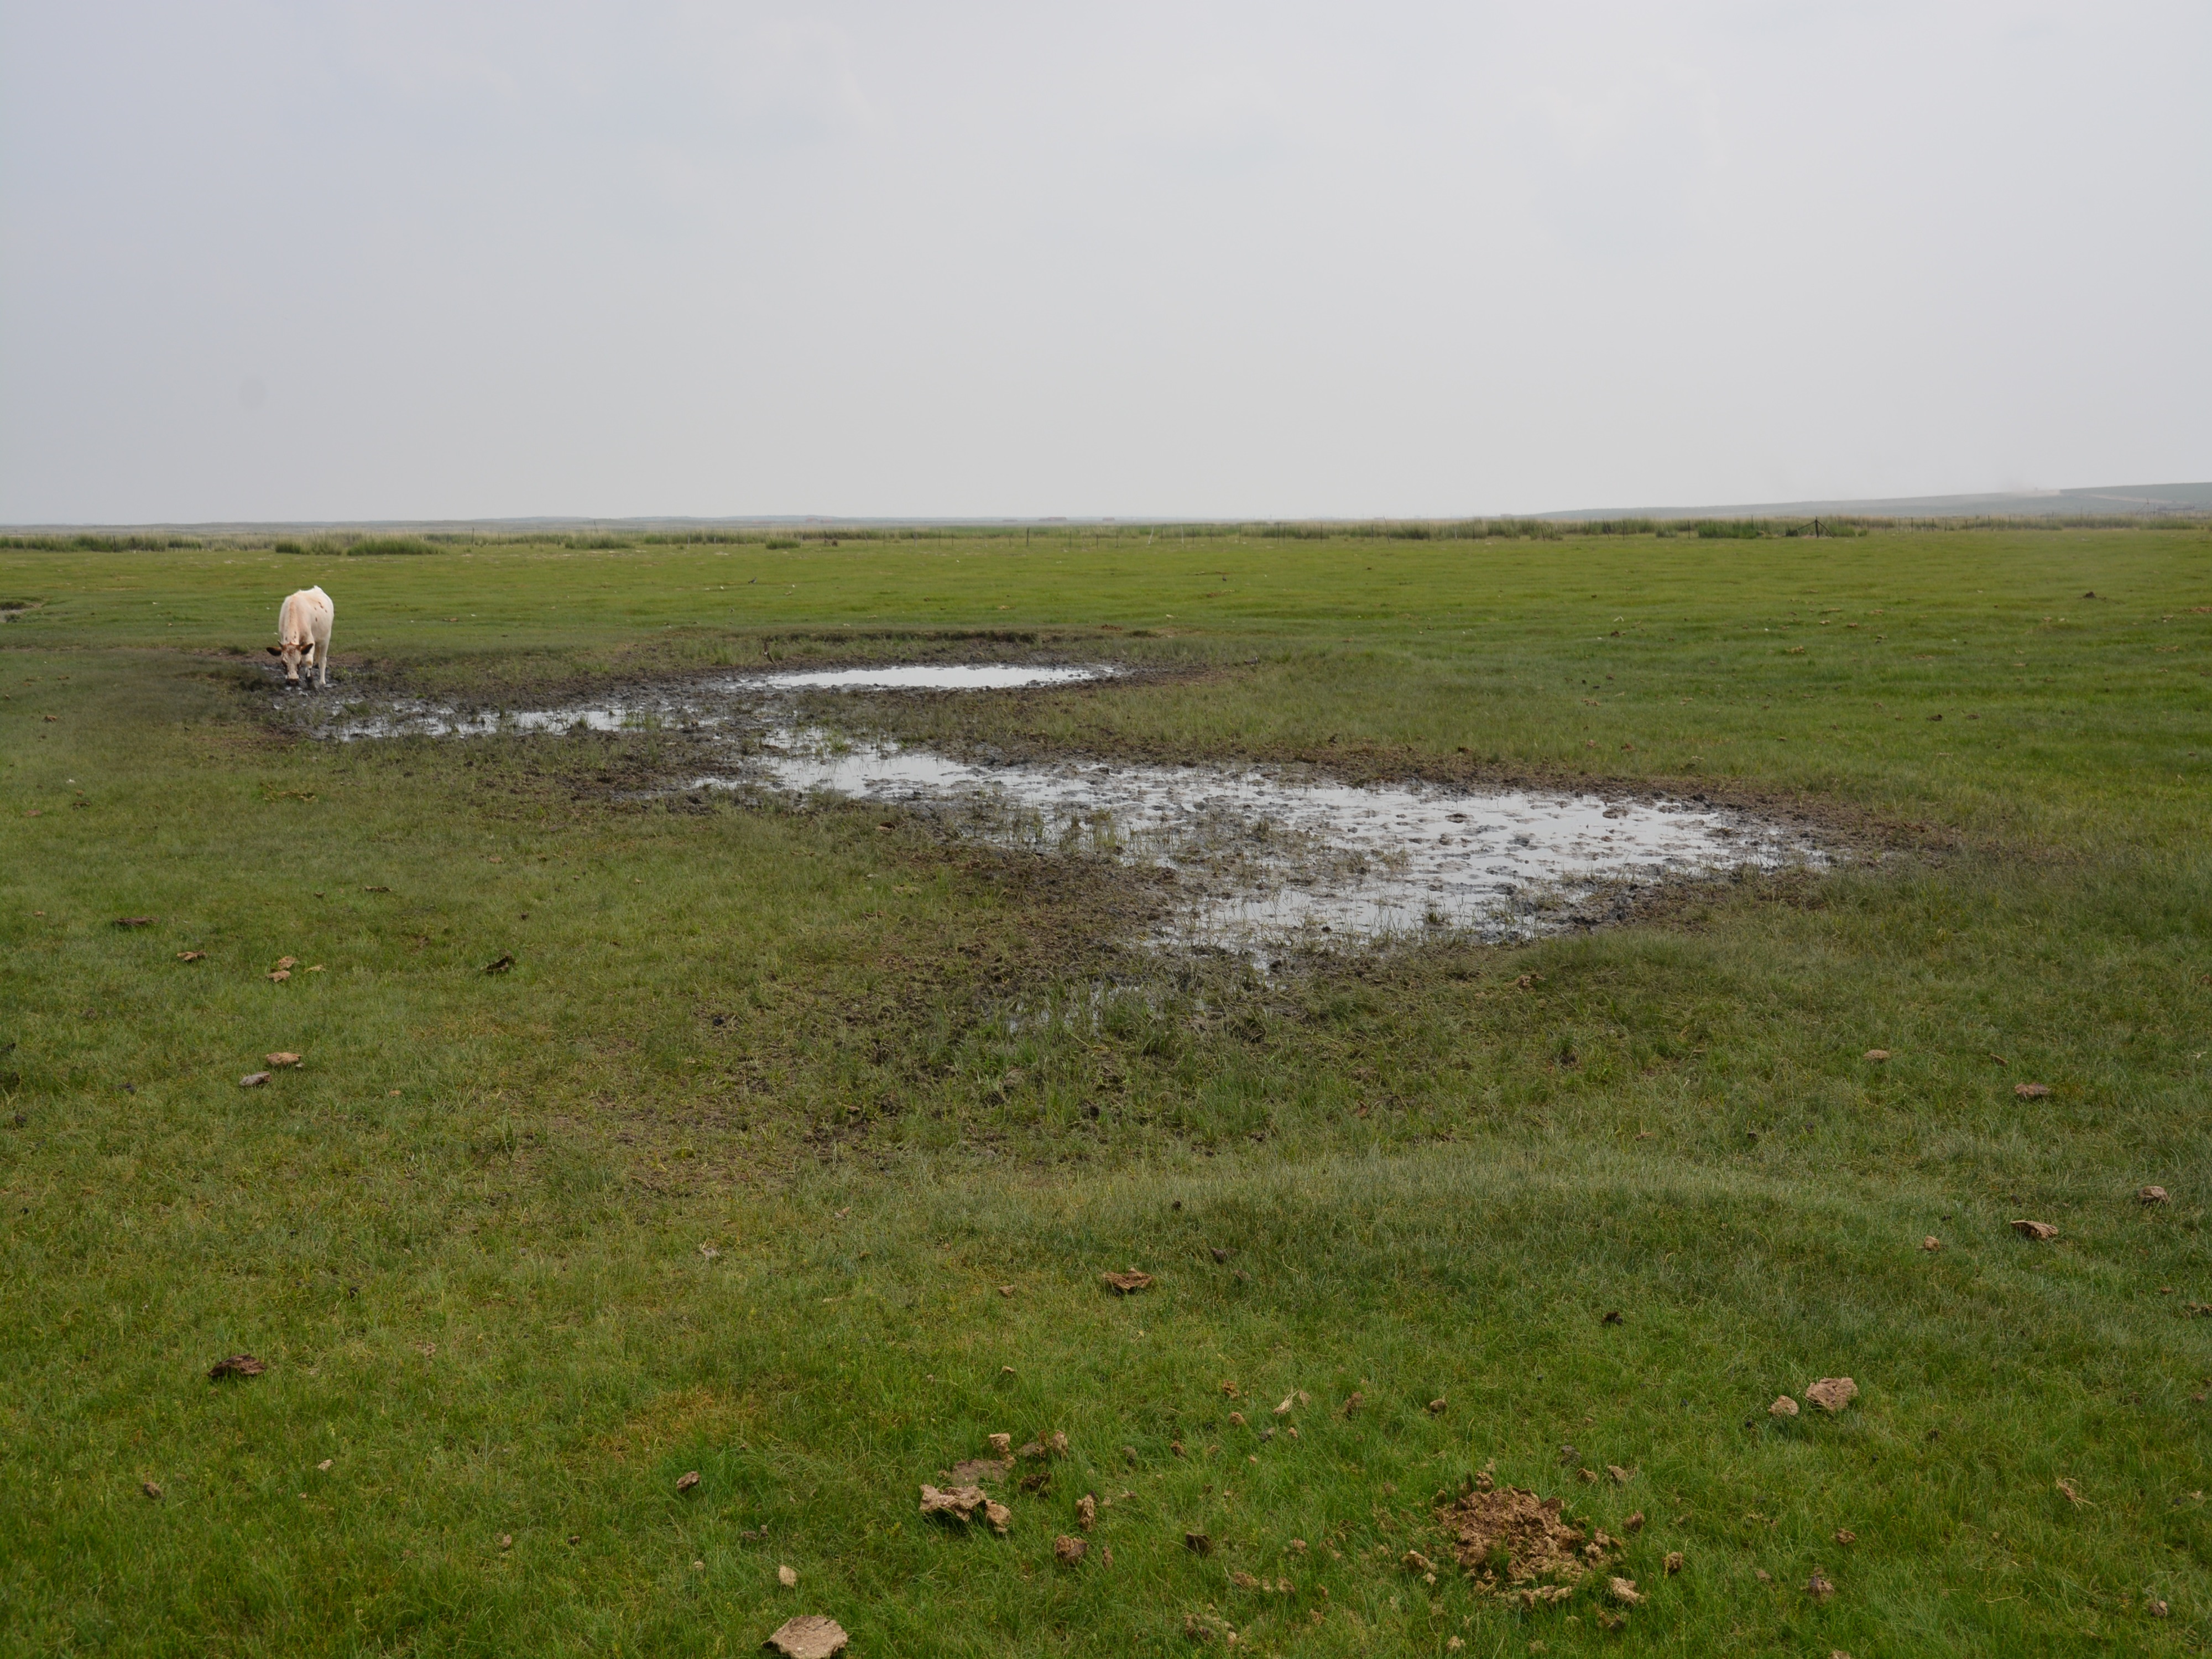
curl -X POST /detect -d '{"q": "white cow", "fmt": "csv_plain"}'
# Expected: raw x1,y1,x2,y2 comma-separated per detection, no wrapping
268,586,335,687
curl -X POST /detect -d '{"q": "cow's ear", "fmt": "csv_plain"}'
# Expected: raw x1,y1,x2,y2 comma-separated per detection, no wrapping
266,645,283,656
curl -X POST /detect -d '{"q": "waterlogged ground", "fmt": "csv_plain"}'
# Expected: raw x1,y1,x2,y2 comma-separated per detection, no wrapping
303,665,1828,952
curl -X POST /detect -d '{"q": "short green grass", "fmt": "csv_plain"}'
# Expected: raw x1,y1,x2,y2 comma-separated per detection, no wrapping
3,525,2211,1656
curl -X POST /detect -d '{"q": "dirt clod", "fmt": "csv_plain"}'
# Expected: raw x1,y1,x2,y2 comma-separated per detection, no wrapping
1343,1391,1363,1416
778,1564,799,1587
482,953,515,974
1606,1465,1634,1485
1805,1378,1858,1414
1863,1050,1889,1062
208,1354,266,1380
947,1458,1009,1486
920,1485,1011,1534
265,1051,302,1068
1922,1236,1942,1251
1608,1576,1641,1605
988,1433,1012,1455
1055,1534,1087,1566
177,951,205,962
1624,1511,1643,1532
267,970,290,983
676,1470,700,1494
142,1480,163,1500
239,1071,272,1087
2139,1186,2171,1205
1077,1493,1096,1530
1665,1551,1684,1574
2014,1081,2051,1098
764,1614,848,1658
1834,1528,1856,1545
2011,1219,2059,1241
1770,1396,1799,1418
1402,1551,1434,1573
1099,1270,1153,1294
1428,1397,1448,1414
1806,1567,1835,1601
1601,1310,1623,1325
1438,1485,1614,1596
1186,1531,1212,1556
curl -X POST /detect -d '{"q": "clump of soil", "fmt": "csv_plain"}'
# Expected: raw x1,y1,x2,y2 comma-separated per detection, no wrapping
1438,1485,1617,1600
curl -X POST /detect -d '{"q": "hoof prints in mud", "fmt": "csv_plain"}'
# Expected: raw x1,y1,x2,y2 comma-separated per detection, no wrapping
310,669,1827,952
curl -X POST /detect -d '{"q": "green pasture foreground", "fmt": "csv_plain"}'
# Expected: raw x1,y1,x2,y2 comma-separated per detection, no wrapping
2,526,2210,1655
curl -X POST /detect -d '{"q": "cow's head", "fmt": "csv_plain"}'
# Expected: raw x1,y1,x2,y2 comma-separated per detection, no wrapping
266,642,305,684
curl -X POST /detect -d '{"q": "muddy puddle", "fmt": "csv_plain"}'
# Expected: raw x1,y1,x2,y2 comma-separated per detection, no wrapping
305,666,1827,953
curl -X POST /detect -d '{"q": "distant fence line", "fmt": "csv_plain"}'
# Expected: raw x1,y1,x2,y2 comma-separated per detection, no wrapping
3,512,2206,556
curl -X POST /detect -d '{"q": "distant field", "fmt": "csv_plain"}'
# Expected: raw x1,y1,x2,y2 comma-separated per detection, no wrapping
3,525,2210,1656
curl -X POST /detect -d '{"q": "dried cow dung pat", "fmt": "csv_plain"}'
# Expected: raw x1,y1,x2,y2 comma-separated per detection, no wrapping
763,1614,848,1659
2139,1186,2171,1205
1804,1378,1859,1414
1055,1535,1088,1566
1098,1269,1153,1293
208,1354,267,1381
2011,1219,2059,1241
1770,1396,1799,1418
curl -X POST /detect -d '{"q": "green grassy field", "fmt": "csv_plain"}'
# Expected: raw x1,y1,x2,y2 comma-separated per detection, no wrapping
3,525,2210,1656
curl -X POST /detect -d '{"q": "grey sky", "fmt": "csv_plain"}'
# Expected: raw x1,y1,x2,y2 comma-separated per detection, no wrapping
3,2,2206,523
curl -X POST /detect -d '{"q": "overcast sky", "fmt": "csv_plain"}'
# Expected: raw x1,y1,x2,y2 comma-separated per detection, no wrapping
2,3,2207,524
